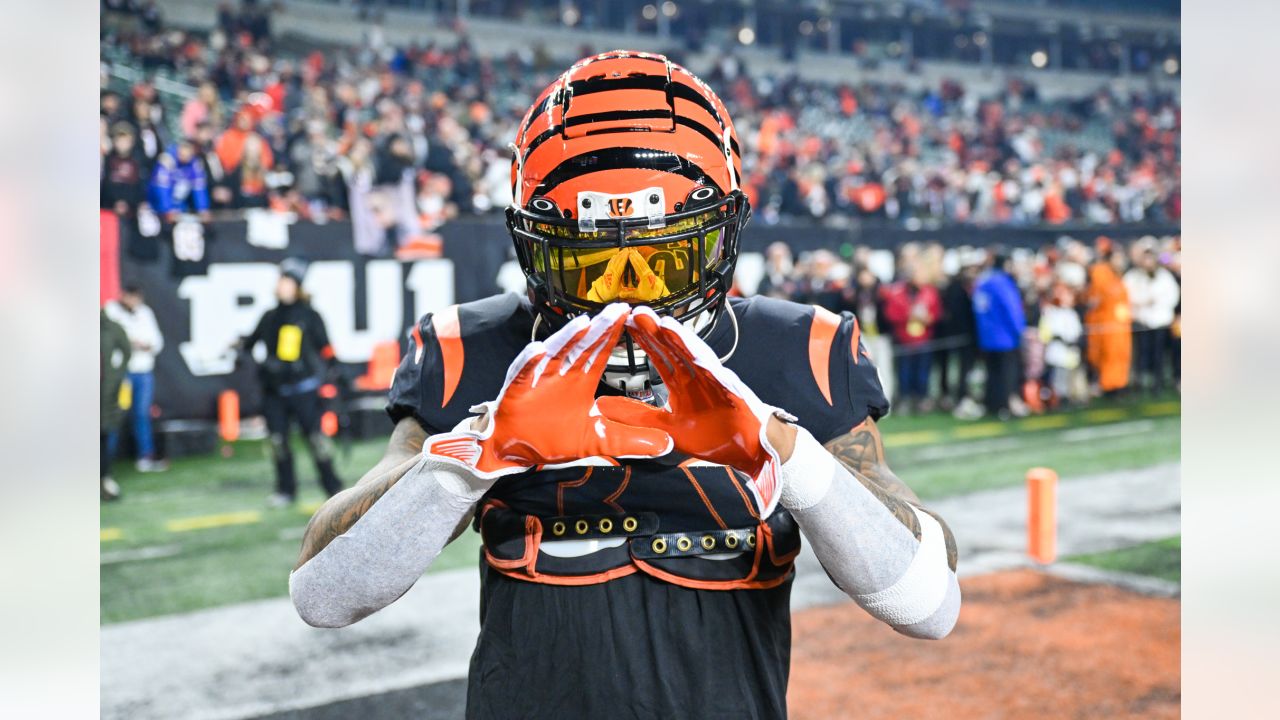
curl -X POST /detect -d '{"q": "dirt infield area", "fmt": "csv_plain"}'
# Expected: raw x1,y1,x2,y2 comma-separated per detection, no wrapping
787,570,1180,720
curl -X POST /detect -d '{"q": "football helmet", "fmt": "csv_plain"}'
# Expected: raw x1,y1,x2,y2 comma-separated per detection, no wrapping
506,51,749,383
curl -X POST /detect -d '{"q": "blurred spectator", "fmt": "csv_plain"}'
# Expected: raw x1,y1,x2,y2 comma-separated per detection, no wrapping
215,110,274,207
972,251,1027,419
1084,246,1133,396
757,242,796,299
881,265,942,413
1040,283,1086,408
936,250,981,410
1123,246,1181,394
148,140,211,220
100,310,131,501
101,123,148,217
192,121,234,208
128,95,165,168
792,250,848,314
180,81,225,140
105,284,168,473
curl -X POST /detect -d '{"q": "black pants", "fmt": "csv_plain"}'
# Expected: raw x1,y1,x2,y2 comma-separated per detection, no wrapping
1134,324,1171,392
938,338,978,401
982,349,1018,416
100,432,112,478
263,390,343,498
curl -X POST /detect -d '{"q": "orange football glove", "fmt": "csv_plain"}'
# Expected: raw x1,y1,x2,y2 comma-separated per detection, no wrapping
424,303,673,481
595,306,792,516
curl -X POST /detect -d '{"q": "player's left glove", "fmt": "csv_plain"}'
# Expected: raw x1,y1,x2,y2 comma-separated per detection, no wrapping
595,306,792,516
424,303,674,482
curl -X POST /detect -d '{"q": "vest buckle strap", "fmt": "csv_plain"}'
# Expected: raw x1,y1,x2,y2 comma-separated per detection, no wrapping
630,527,757,559
544,512,660,540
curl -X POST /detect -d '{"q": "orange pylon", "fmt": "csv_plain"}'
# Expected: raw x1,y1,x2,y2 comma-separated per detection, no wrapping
218,390,240,443
1027,467,1058,564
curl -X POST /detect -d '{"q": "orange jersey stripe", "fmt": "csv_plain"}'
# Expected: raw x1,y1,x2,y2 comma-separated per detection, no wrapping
809,306,841,406
848,314,862,365
431,305,463,407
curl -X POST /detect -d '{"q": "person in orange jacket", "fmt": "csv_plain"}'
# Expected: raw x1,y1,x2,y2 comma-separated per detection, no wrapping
1083,246,1132,395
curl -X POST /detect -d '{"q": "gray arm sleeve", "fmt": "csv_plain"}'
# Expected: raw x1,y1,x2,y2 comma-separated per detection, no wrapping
288,455,484,628
779,428,960,639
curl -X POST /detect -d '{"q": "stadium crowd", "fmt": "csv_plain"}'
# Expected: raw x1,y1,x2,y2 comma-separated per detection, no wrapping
98,0,1179,470
754,233,1180,419
101,1,1180,251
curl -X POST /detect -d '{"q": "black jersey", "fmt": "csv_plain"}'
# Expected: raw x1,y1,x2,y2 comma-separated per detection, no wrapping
387,293,888,719
245,300,334,391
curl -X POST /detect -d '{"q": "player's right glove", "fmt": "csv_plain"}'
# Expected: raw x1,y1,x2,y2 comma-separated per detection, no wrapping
423,302,674,481
595,306,792,516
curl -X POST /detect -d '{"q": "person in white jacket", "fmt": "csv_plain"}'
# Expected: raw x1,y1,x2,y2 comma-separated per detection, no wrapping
1122,249,1181,393
104,284,168,472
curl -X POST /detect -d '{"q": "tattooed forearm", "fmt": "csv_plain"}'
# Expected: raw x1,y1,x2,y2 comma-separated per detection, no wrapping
824,421,921,538
294,418,428,570
823,419,958,570
294,454,420,569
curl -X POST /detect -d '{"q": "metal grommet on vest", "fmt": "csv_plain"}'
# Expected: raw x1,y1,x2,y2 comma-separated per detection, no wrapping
701,534,716,550
598,518,614,534
574,519,590,535
552,521,567,537
745,532,757,549
651,537,668,554
676,536,693,552
724,532,739,549
622,516,638,533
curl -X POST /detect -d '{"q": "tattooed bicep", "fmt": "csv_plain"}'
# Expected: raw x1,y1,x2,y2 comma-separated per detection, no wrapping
823,419,921,505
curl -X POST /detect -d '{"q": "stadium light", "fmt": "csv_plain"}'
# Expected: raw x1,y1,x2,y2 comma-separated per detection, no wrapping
661,1,678,19
1030,50,1048,68
642,4,657,21
738,26,756,45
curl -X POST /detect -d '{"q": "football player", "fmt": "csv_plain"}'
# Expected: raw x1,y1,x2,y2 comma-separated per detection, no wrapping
289,51,959,719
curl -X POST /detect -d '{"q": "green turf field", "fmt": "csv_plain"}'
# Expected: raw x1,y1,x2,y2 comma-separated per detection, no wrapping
1068,536,1182,583
100,397,1180,624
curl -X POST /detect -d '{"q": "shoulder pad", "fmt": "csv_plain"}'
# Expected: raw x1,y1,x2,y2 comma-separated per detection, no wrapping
387,293,532,433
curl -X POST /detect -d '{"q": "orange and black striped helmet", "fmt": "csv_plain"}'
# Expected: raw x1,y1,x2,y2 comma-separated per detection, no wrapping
506,50,750,332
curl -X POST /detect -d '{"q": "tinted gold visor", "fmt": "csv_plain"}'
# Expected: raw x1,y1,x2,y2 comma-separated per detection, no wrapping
527,210,725,304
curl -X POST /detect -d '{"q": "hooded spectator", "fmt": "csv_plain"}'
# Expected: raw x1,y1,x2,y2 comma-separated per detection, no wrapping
1084,246,1133,396
972,251,1027,418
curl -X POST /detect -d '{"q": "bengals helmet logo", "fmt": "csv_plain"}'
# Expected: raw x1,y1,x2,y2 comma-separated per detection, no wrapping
608,197,634,217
